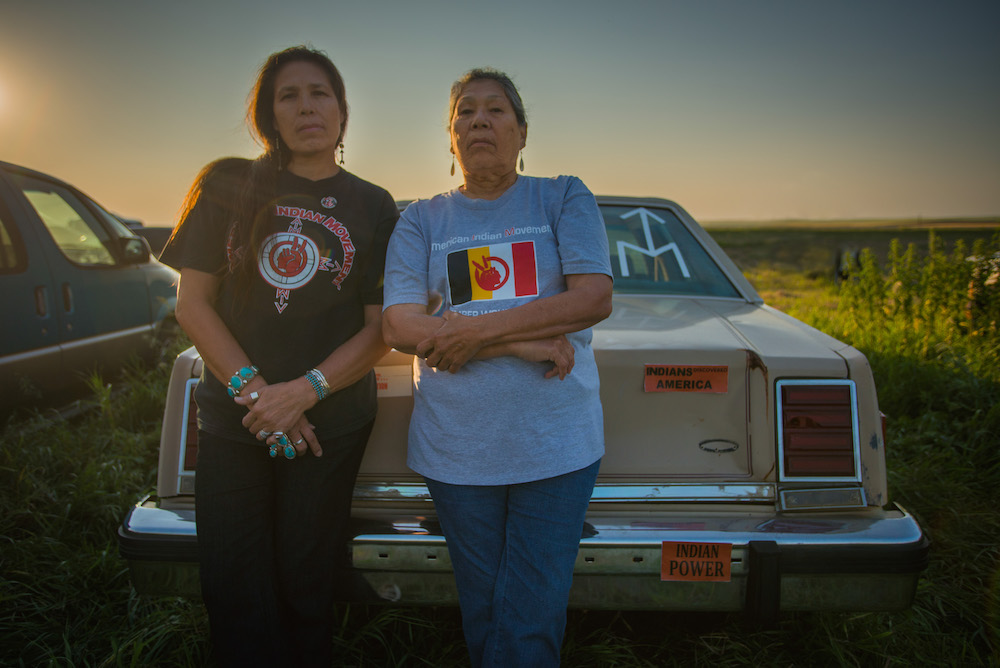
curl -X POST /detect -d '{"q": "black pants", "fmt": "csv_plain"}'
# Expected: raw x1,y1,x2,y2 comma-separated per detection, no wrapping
195,422,372,668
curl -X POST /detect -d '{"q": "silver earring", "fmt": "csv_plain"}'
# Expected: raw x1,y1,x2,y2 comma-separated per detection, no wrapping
276,137,283,171
450,156,455,176
338,143,345,165
519,153,525,172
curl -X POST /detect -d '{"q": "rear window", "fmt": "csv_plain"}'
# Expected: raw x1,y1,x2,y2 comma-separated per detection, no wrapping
601,204,739,298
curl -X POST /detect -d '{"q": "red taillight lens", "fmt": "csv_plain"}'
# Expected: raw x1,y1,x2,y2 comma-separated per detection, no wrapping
778,381,859,479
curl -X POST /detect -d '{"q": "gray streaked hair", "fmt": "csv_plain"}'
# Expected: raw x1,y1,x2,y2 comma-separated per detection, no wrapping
448,68,527,127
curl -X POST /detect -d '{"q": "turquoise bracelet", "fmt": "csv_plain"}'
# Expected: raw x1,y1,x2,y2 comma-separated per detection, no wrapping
305,368,330,401
227,365,259,398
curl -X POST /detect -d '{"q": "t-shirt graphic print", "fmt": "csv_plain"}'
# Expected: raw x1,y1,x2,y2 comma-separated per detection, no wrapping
446,240,538,305
257,206,357,314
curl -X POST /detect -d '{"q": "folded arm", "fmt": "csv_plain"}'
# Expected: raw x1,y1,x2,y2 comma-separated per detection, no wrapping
382,273,611,375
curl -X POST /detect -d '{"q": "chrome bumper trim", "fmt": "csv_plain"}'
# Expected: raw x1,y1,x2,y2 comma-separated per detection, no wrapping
120,498,927,611
352,506,924,553
351,482,776,504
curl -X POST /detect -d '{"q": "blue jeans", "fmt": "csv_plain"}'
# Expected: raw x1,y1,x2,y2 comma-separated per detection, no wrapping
425,458,601,668
195,422,372,668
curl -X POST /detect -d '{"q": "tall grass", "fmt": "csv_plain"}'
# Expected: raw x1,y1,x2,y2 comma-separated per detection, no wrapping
0,342,217,667
1,230,998,666
775,230,1000,665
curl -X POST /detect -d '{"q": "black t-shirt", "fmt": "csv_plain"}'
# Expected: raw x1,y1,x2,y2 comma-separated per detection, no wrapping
160,162,398,443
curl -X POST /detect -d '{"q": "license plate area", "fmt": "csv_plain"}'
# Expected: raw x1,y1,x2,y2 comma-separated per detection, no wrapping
661,542,732,581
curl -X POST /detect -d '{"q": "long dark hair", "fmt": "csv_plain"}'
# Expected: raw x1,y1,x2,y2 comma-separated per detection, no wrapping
174,46,348,291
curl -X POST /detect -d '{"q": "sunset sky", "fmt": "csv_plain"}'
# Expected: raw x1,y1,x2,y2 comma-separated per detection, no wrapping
1,0,998,226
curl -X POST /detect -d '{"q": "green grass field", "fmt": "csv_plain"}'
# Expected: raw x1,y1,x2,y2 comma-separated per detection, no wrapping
1,222,998,666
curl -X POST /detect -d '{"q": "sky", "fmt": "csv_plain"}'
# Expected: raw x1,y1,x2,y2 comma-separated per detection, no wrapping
1,0,998,226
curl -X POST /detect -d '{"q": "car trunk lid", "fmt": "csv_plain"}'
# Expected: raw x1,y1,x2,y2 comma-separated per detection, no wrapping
594,296,846,482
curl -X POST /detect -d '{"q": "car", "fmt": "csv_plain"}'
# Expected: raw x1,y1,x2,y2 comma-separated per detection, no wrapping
0,160,179,409
118,196,927,622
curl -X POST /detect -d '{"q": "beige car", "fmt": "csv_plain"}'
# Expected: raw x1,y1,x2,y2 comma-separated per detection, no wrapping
118,197,927,622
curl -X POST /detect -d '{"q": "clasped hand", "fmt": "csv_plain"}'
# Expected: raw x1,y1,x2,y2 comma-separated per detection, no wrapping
234,378,322,457
416,311,484,373
417,311,574,378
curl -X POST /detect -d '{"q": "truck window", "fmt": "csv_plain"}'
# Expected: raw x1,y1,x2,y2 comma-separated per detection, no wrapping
14,174,117,267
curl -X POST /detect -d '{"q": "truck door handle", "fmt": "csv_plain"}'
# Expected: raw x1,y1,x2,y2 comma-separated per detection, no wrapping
61,282,74,313
34,286,49,317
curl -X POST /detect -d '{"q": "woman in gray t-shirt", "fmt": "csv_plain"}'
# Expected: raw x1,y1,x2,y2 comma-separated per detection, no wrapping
382,68,613,668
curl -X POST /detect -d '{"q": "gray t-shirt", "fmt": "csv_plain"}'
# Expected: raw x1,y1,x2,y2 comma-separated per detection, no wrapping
383,175,612,484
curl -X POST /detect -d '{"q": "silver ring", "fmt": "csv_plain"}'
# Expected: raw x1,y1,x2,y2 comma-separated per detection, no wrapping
294,438,304,445
257,429,271,440
249,391,259,401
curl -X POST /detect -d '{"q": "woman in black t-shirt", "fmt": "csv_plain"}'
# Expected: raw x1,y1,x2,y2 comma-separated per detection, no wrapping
159,46,397,667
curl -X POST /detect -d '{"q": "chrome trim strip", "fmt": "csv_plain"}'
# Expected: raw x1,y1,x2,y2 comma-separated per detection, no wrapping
124,499,924,550
604,292,747,303
353,508,925,549
353,484,433,501
176,379,198,482
61,324,154,351
776,379,863,483
0,342,61,364
351,482,774,504
1,324,153,364
590,484,773,502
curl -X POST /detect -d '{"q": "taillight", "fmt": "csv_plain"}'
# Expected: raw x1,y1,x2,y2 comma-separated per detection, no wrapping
776,380,861,482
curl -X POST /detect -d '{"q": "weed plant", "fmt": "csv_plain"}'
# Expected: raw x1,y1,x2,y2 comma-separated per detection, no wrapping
778,230,1000,665
2,230,998,666
0,340,211,667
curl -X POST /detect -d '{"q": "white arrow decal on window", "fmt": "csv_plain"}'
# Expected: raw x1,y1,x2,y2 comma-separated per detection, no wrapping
616,207,691,278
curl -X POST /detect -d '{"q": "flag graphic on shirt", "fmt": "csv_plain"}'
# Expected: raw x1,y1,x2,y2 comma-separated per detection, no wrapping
447,241,538,305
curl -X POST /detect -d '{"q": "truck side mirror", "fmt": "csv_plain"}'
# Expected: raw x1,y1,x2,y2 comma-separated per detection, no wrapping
121,237,151,264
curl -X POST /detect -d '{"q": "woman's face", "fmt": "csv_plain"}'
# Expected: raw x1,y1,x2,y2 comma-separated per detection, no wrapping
450,79,526,177
272,60,344,159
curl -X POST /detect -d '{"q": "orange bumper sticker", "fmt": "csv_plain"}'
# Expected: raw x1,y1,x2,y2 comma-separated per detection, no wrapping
661,542,732,582
644,365,728,393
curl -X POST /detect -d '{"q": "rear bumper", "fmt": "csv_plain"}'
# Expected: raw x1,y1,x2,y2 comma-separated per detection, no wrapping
119,497,927,614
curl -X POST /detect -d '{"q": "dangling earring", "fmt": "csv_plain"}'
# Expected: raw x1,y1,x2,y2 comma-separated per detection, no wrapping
275,135,283,171
450,155,455,176
519,152,525,172
338,143,345,165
